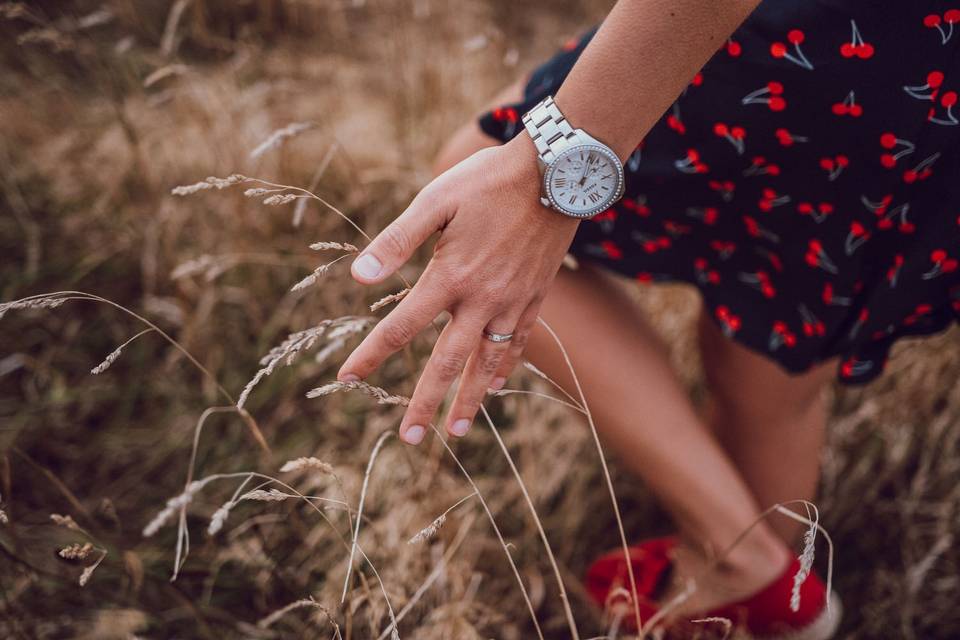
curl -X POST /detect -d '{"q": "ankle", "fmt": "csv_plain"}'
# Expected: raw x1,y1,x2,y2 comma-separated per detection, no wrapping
714,526,792,587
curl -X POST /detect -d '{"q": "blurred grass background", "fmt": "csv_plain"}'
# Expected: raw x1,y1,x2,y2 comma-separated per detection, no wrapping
1,1,959,638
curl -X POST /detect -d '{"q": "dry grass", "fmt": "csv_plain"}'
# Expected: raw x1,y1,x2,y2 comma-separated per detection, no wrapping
1,1,959,638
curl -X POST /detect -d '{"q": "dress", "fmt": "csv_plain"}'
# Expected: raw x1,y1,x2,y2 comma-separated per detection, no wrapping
479,1,960,384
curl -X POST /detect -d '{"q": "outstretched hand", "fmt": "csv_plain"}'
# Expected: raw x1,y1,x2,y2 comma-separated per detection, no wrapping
337,135,579,444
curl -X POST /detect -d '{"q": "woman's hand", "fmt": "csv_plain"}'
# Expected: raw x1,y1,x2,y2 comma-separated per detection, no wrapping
337,134,579,444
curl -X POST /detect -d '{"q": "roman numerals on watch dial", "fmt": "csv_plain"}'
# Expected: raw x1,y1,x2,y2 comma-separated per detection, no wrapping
547,147,620,216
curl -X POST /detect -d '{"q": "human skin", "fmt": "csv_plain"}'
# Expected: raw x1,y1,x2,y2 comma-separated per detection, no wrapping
337,0,763,444
337,0,844,615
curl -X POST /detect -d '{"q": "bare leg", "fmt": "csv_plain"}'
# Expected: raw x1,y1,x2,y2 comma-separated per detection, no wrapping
434,84,791,613
698,311,835,544
523,264,790,612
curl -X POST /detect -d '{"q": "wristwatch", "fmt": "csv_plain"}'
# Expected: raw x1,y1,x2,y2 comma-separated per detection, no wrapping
522,95,625,219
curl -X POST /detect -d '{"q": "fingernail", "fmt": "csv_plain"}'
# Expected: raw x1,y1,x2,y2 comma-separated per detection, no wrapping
339,372,360,382
403,425,425,445
353,253,382,279
451,418,470,437
489,376,507,391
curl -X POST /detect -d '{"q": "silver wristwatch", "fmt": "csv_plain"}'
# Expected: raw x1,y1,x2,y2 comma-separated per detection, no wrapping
522,95,625,219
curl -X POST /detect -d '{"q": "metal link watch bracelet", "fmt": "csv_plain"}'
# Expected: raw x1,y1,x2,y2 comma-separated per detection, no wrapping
522,96,625,219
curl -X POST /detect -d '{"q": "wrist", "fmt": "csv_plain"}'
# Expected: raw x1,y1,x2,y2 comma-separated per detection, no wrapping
504,133,582,232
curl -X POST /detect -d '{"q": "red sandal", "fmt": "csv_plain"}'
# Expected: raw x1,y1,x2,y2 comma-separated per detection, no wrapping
585,536,841,639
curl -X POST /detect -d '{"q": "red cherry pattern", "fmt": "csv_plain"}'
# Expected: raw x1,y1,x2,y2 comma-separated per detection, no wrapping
831,91,863,117
478,8,960,387
694,257,721,284
770,321,798,349
797,201,834,223
840,20,874,58
715,306,742,336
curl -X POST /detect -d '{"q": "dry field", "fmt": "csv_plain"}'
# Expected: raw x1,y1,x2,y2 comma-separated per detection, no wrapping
1,1,959,638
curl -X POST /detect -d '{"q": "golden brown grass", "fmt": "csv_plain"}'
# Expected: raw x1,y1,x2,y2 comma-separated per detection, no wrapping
1,1,959,638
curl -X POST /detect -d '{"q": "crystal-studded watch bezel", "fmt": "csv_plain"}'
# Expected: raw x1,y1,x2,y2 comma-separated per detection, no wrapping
543,144,625,219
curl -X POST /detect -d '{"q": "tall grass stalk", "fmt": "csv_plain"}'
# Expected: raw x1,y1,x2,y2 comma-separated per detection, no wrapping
341,431,393,602
428,424,546,640
536,316,644,632
375,513,477,640
1,291,269,453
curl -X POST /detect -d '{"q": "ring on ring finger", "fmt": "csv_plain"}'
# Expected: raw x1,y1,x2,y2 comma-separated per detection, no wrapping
482,327,514,343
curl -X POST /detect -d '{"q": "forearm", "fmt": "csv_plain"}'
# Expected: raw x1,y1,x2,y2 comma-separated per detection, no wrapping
555,0,762,160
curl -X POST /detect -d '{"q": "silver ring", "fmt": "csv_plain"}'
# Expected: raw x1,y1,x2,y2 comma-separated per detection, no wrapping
483,328,514,343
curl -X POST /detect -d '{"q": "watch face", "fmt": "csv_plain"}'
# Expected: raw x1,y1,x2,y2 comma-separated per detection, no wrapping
545,144,624,218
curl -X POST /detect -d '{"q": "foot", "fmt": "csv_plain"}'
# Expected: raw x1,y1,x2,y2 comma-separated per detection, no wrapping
585,536,841,638
664,531,792,616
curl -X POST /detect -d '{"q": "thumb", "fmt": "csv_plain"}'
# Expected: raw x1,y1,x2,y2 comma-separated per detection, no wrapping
352,190,449,284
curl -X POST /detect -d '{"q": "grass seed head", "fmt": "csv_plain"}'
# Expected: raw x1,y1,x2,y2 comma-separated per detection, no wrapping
306,380,410,406
50,513,79,529
249,121,315,160
309,241,358,252
59,542,94,560
280,457,334,474
170,174,245,196
370,288,410,312
408,513,447,544
241,488,291,502
263,193,298,206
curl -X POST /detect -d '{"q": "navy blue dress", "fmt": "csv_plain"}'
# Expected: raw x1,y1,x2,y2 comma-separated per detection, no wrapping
479,1,960,384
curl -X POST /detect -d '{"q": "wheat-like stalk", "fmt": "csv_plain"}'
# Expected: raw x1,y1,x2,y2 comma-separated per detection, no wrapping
249,121,316,160
306,380,409,406
310,241,358,253
294,143,339,227
170,254,243,281
143,478,215,538
170,174,245,195
264,193,302,206
427,424,545,640
58,542,94,560
167,468,398,638
257,596,339,637
0,294,69,319
341,431,392,602
789,503,819,612
280,457,334,474
535,317,637,633
90,328,155,374
50,513,80,530
238,316,373,410
290,254,352,291
370,288,410,312
0,290,269,453
522,359,584,411
78,548,108,587
241,488,292,502
143,63,188,87
237,320,332,409
691,617,733,640
486,388,586,413
375,513,476,640
408,491,476,544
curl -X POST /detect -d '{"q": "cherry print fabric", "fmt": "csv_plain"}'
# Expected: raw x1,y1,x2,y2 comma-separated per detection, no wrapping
479,2,960,385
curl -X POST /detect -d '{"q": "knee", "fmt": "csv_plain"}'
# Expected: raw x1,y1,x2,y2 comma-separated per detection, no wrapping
707,363,829,426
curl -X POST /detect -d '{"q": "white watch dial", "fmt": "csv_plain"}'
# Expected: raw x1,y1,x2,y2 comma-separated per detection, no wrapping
545,145,623,218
